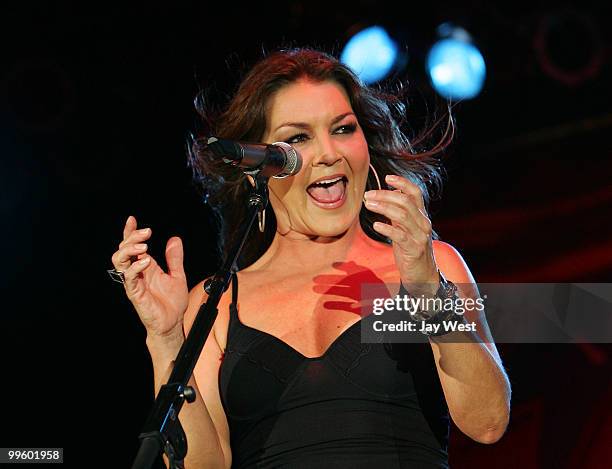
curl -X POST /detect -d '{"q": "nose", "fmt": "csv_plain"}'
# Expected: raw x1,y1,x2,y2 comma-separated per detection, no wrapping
311,134,342,167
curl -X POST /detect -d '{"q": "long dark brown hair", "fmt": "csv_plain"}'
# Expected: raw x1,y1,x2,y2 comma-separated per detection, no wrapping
188,48,454,269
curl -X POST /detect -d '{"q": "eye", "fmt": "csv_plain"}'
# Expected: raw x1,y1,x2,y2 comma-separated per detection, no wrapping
334,123,357,135
285,133,309,144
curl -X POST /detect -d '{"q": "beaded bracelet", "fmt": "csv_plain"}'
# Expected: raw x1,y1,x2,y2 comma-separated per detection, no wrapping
398,271,465,337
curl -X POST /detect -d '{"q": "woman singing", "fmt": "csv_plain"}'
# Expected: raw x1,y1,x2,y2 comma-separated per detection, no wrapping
110,48,511,468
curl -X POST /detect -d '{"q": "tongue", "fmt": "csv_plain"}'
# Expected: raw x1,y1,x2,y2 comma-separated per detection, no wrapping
307,181,344,203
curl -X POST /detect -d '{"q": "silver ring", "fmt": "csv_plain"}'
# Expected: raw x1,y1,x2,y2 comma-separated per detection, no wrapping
107,268,126,284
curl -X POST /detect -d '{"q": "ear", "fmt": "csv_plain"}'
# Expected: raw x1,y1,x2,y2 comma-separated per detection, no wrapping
246,175,256,187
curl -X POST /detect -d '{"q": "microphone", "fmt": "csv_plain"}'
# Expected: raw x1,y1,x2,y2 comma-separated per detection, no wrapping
206,137,302,178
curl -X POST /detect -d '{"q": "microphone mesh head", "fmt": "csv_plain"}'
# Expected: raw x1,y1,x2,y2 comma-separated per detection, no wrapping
272,142,302,178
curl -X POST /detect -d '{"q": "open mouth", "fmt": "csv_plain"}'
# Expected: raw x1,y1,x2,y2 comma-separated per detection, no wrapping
306,175,348,208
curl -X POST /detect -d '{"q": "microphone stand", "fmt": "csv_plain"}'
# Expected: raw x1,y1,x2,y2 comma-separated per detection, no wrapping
131,174,269,469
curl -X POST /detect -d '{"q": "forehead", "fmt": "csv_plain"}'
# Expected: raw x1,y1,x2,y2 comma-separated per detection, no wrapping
265,79,353,128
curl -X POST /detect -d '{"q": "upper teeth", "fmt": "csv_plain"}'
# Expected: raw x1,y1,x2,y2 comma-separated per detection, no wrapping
316,176,343,185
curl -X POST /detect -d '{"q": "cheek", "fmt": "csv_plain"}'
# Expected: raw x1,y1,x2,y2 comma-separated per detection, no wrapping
348,139,371,182
268,177,304,208
269,178,291,200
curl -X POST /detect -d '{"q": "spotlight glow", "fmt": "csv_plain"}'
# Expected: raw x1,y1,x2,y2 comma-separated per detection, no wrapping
341,26,399,84
426,38,486,99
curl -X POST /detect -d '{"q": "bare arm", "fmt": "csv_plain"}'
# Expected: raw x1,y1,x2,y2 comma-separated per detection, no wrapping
431,241,511,444
146,304,230,469
110,216,229,468
174,281,232,469
362,176,511,444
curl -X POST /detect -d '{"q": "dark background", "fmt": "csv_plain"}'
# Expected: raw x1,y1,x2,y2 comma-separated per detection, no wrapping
1,1,611,467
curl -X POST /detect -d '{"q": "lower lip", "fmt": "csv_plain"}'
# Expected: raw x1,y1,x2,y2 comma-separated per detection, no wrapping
307,182,348,209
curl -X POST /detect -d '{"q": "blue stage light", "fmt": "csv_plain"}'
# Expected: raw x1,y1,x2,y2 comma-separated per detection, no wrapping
426,38,486,100
341,26,399,84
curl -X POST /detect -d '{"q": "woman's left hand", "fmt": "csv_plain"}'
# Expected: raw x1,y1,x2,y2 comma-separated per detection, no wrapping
364,174,439,295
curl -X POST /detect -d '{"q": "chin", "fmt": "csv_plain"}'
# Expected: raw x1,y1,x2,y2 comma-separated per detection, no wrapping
306,212,358,238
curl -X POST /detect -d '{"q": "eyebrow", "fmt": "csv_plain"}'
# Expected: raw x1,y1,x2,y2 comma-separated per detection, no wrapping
273,112,356,133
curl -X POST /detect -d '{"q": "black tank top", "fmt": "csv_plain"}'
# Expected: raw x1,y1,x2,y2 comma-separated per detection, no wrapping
219,274,450,468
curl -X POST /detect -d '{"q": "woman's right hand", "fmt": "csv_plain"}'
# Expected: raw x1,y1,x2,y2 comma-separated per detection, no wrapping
111,215,189,341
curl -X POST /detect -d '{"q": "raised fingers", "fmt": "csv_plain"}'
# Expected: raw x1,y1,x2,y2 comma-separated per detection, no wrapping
111,242,148,271
385,175,426,213
123,256,152,298
123,215,137,240
371,220,419,246
364,190,430,236
119,226,152,250
112,216,152,273
165,237,186,280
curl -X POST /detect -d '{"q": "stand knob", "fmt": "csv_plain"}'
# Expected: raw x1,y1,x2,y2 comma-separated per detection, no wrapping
182,386,196,403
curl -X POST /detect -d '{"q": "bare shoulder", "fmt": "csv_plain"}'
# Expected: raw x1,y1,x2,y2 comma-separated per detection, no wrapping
432,240,476,284
184,278,232,353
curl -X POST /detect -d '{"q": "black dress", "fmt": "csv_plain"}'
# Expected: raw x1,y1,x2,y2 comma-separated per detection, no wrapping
219,274,450,468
